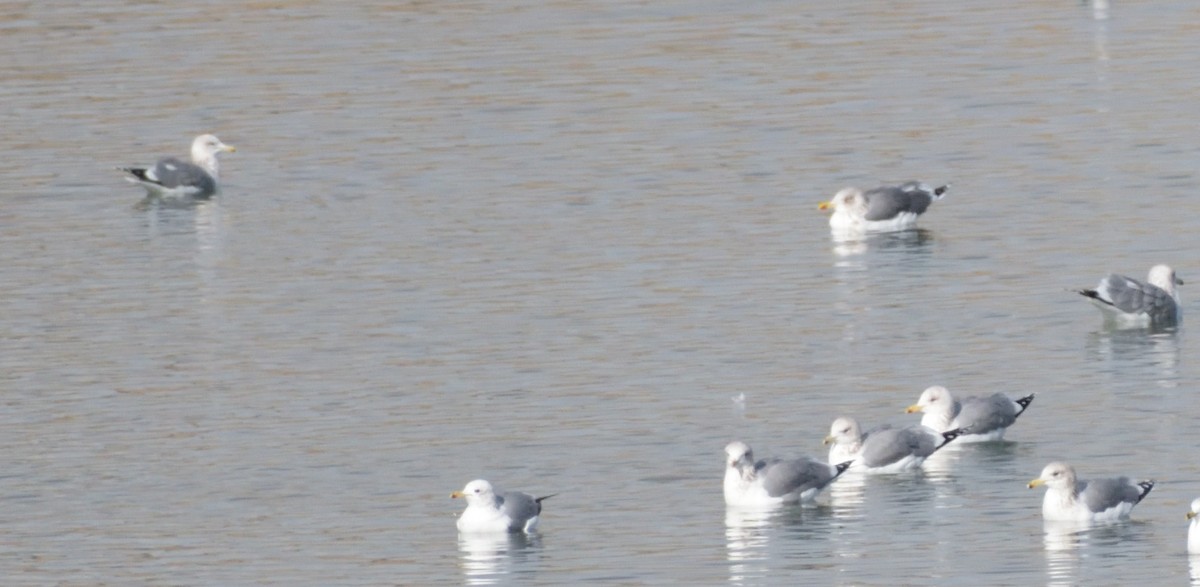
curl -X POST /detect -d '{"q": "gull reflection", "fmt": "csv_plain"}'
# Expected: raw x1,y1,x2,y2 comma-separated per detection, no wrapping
1043,520,1087,587
457,532,541,586
830,229,935,269
1085,327,1180,388
725,507,774,586
1189,554,1200,586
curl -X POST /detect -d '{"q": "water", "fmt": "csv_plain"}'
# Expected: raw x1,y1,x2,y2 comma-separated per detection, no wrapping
2,0,1200,584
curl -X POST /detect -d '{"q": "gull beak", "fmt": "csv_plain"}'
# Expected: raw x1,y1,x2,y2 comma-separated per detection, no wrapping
817,201,832,211
223,144,237,153
822,435,834,446
450,491,465,499
1177,276,1185,285
1188,511,1197,520
1027,479,1045,489
905,404,923,414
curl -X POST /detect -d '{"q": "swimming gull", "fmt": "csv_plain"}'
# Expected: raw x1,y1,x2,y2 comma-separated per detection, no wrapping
723,441,852,507
823,417,965,473
1076,264,1182,327
817,181,949,233
1027,462,1153,522
905,385,1034,443
451,479,556,533
120,134,236,200
1188,498,1200,553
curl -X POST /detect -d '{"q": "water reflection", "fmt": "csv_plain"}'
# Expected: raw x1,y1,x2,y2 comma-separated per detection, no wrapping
1042,520,1087,587
724,505,836,585
724,507,774,586
1084,327,1180,388
1189,554,1200,586
456,532,542,586
830,229,935,269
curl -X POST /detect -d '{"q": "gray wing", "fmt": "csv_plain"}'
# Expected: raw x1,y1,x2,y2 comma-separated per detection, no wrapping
497,491,542,530
1080,478,1144,513
151,157,217,196
955,394,1017,435
758,457,832,497
1087,274,1177,318
860,427,935,467
862,186,933,221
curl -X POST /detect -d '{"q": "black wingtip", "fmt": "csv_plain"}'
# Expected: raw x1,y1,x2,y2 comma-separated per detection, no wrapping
1135,480,1154,504
833,461,854,477
120,167,160,185
535,493,559,504
1014,393,1035,417
1076,289,1118,308
936,426,970,450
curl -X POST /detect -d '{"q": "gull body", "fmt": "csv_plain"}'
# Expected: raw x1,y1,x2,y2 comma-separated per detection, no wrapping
121,134,236,200
451,479,555,534
1076,264,1182,327
1028,462,1153,522
723,441,852,507
823,417,965,474
817,181,948,233
906,385,1034,443
1188,498,1200,554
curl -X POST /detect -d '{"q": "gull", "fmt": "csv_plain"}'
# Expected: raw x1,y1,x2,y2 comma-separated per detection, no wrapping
1027,462,1153,522
120,134,236,201
823,417,965,473
817,181,948,233
451,479,556,533
906,385,1034,442
1076,264,1182,327
723,441,852,507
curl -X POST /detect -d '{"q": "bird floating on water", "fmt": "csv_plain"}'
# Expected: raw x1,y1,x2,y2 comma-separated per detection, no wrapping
723,441,852,507
824,417,966,474
1028,462,1153,523
451,479,556,533
120,134,236,202
1075,264,1182,327
817,181,948,233
906,385,1034,443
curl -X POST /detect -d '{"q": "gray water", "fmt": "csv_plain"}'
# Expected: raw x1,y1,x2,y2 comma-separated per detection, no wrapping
3,0,1200,584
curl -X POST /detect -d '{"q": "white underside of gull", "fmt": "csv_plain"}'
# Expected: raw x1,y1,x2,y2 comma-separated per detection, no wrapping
457,505,539,534
1042,490,1134,523
829,210,920,234
1191,517,1200,554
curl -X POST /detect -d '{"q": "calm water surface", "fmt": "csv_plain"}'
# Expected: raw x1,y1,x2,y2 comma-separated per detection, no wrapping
3,0,1200,585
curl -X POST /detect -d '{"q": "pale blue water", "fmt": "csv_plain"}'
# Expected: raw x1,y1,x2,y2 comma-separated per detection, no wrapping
2,1,1200,584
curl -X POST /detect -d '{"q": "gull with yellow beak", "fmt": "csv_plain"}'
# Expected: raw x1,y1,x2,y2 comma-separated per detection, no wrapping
817,181,948,233
905,385,1034,443
120,133,236,201
450,479,556,533
1027,462,1153,522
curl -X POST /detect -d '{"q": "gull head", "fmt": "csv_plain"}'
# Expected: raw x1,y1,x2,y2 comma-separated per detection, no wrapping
824,416,862,446
818,187,867,215
1028,462,1076,491
451,479,497,505
907,385,952,415
1147,264,1183,294
1189,498,1200,520
725,441,753,469
191,134,236,161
